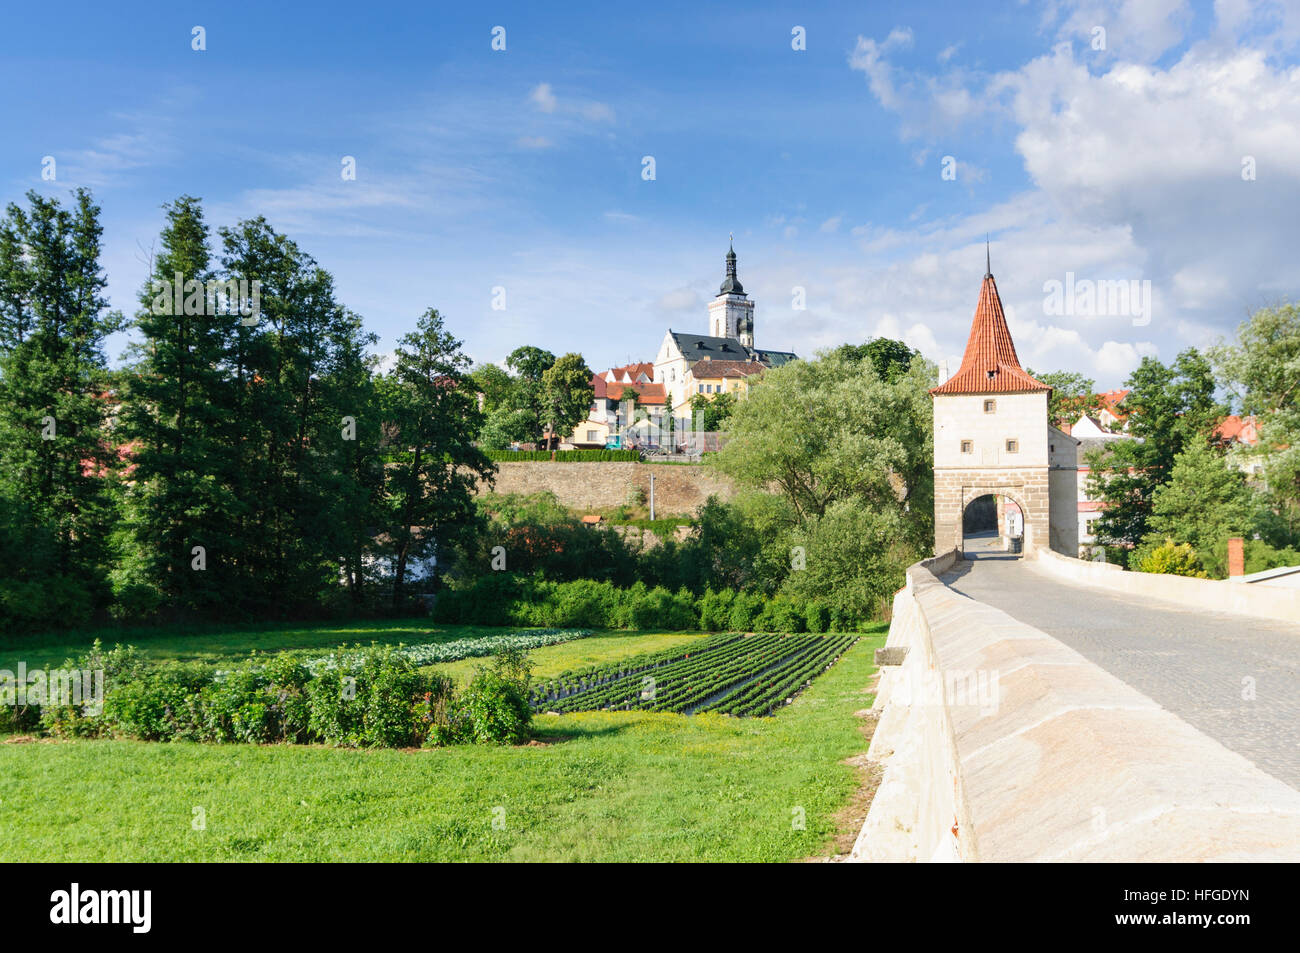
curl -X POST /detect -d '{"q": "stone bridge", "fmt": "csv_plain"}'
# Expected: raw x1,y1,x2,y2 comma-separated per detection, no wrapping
850,537,1300,862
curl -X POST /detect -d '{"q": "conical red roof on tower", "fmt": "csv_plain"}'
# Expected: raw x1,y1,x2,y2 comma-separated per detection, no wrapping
930,264,1050,395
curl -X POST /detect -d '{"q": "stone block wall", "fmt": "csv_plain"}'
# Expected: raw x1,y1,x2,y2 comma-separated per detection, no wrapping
476,461,735,515
934,467,1050,555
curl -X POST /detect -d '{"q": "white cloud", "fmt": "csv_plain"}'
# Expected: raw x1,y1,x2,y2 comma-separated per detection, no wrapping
529,82,614,124
839,8,1300,385
530,82,558,113
848,28,915,111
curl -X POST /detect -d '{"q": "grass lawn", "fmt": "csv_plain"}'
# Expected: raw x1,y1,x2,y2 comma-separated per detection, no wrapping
0,623,887,862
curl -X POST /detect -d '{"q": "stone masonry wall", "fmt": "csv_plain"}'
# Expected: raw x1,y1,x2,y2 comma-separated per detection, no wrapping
476,461,735,515
934,467,1050,555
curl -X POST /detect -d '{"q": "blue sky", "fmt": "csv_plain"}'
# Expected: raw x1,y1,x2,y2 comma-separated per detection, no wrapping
3,0,1300,386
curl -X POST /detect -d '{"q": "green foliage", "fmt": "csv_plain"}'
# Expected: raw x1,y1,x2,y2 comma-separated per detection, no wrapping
1144,440,1254,576
1027,369,1105,430
504,345,557,441
542,352,594,446
1134,540,1207,578
26,639,539,749
382,309,495,604
1211,303,1300,541
0,190,123,628
709,349,933,547
430,573,864,631
836,337,918,382
452,648,533,745
779,501,912,624
1087,349,1226,548
688,390,737,431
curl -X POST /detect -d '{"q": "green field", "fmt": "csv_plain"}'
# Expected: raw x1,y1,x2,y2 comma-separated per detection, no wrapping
0,621,886,862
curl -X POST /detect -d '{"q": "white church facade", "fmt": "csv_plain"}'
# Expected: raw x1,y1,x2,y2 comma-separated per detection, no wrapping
653,242,798,419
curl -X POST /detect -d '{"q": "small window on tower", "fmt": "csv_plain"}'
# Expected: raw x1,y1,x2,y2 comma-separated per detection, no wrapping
984,399,996,413
1006,439,1019,453
960,440,973,454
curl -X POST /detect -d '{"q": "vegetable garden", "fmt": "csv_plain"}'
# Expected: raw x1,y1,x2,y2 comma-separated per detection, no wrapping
530,631,857,718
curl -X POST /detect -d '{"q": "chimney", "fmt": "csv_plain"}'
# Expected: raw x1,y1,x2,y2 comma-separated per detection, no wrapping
1227,537,1244,579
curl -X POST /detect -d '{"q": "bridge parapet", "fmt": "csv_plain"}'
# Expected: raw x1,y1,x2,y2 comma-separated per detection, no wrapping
1034,546,1300,625
850,553,1300,862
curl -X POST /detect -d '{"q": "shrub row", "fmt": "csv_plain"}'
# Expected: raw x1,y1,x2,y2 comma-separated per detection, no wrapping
2,641,534,748
432,575,862,632
485,449,641,462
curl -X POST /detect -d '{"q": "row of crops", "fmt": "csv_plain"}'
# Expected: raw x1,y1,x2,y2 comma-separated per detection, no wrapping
530,632,857,718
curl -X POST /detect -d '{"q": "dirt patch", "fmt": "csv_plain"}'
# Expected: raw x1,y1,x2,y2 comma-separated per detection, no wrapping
799,706,882,863
2,735,38,744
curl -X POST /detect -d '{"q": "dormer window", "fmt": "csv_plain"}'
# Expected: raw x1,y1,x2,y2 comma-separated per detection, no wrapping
986,370,996,380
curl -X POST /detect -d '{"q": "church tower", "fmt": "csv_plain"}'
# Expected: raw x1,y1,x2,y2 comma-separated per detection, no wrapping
708,240,755,347
930,248,1077,557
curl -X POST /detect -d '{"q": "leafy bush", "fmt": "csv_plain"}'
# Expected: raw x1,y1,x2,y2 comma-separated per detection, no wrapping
802,601,831,634
758,597,807,634
450,648,533,745
1134,539,1207,577
727,592,765,632
696,589,736,631
103,662,214,741
433,573,871,631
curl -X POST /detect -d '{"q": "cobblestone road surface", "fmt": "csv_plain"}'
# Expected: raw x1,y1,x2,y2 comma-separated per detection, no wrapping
942,543,1300,790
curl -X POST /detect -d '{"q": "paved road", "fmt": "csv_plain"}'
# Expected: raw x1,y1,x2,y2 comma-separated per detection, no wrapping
942,541,1300,790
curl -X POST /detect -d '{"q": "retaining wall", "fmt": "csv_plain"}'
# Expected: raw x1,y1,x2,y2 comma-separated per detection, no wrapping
476,461,734,515
850,552,1300,862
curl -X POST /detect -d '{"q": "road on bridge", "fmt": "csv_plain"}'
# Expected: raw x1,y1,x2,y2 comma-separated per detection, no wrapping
943,538,1300,791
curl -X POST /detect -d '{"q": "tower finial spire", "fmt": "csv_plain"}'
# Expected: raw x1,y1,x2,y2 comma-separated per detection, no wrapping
719,237,743,295
985,234,991,278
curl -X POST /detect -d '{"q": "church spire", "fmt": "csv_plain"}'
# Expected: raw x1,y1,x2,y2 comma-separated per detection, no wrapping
719,237,745,296
985,234,992,278
931,261,1050,395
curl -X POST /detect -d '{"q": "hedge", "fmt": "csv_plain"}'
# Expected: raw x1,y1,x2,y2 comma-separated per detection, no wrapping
486,449,640,462
7,640,535,748
432,575,861,632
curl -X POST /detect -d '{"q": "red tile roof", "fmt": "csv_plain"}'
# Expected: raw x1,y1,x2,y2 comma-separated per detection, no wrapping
606,381,667,405
1099,388,1130,410
608,362,655,383
1216,414,1259,446
931,274,1050,396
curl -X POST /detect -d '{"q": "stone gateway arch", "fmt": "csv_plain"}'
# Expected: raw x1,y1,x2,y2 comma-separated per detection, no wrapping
931,257,1079,557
